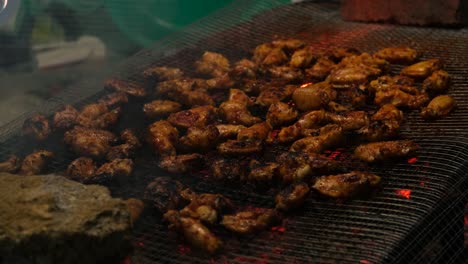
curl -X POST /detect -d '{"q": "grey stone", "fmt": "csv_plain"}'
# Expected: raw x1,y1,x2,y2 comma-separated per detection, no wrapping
0,173,132,264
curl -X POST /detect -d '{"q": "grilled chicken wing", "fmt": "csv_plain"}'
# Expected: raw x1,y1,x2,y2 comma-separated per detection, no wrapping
0,155,20,173
105,78,147,97
354,140,419,163
168,105,218,129
228,88,254,106
22,115,51,141
144,177,186,212
255,85,297,107
374,85,429,109
272,38,305,50
180,191,233,224
221,208,280,235
290,47,316,68
220,101,261,126
76,102,121,129
237,122,271,142
274,110,329,143
164,210,221,254
120,129,141,148
210,158,246,181
143,66,184,80
158,154,204,174
305,57,336,80
106,143,134,160
157,78,214,107
257,46,288,66
268,66,303,82
421,95,455,119
312,171,381,198
92,158,133,183
66,157,97,181
64,126,117,158
18,150,54,175
374,47,418,64
147,120,179,157
98,92,128,107
247,160,279,183
215,124,246,139
231,58,257,79
195,51,230,77
53,105,79,130
180,125,219,151
275,182,310,211
422,70,451,93
401,59,441,79
217,139,263,155
358,104,404,141
266,102,298,128
290,124,343,154
143,100,182,119
292,82,336,111
328,111,369,131
369,75,415,94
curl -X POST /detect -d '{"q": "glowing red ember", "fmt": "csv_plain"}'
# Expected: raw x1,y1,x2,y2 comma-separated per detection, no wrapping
177,244,191,255
395,189,412,199
360,260,371,264
464,214,468,225
271,226,286,232
407,157,418,164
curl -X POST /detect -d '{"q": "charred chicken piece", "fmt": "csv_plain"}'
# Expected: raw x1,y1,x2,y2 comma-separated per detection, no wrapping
228,88,254,106
354,140,419,163
180,125,219,151
106,143,135,161
237,122,271,142
221,208,280,235
143,100,182,119
421,95,455,119
0,155,20,173
255,85,297,107
374,85,429,109
53,105,79,130
76,103,121,129
210,158,246,181
274,110,329,143
98,92,128,108
401,59,441,79
328,111,369,131
374,47,418,64
290,47,316,68
272,38,305,50
292,82,337,111
105,78,147,97
312,171,381,199
158,153,204,174
120,129,141,148
217,140,263,155
164,210,222,254
268,66,303,82
195,51,230,78
358,104,404,141
126,198,145,223
168,105,218,129
247,159,279,183
266,102,298,128
255,45,288,66
290,124,343,154
22,115,51,141
143,66,184,80
216,124,246,139
18,150,54,175
147,120,179,157
144,177,186,212
180,191,234,224
79,103,108,119
422,70,451,93
205,73,235,90
328,47,360,62
231,58,257,79
275,182,310,211
369,75,415,94
220,101,261,126
66,157,97,181
93,158,134,183
157,78,214,107
276,151,341,183
64,127,117,158
334,86,367,109
305,57,336,80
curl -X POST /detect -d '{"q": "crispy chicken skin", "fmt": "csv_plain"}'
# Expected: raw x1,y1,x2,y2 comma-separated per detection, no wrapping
143,100,182,119
290,124,343,154
220,100,261,126
266,102,298,128
290,47,316,68
105,78,147,97
23,115,51,141
147,120,179,157
76,103,121,129
67,157,97,181
275,182,310,211
305,57,336,80
276,152,341,183
256,46,288,66
237,122,271,142
358,104,404,141
401,59,441,79
93,158,134,183
228,88,254,106
179,190,233,224
421,95,455,119
125,198,145,223
159,154,204,174
144,177,186,212
328,47,360,62
64,126,117,158
157,79,214,107
255,85,297,107
217,140,263,155
374,47,418,64
268,66,303,82
143,66,184,80
215,124,246,139
19,150,54,175
180,125,219,151
247,160,279,183
374,85,429,109
0,155,20,173
120,129,141,148
292,82,336,111
274,110,329,143
195,51,230,77
53,105,79,130
210,158,246,181
354,140,419,163
221,208,280,235
164,210,222,254
231,59,257,79
422,70,451,93
312,171,381,198
328,111,369,131
369,75,415,94
106,143,135,160
168,105,218,129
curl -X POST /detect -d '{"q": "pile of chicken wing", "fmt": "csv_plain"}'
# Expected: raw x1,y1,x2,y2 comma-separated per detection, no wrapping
0,38,456,254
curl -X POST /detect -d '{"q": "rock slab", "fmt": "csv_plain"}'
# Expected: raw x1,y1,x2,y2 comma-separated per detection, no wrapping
0,173,132,264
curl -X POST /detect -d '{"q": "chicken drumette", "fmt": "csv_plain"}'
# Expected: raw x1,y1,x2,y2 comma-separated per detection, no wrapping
221,208,280,235
144,177,186,212
22,114,51,141
354,140,419,163
312,171,381,199
64,126,117,158
19,150,54,175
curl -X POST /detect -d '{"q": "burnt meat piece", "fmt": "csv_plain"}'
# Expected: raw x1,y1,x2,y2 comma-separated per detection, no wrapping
106,144,135,161
22,115,51,141
53,105,79,130
210,158,246,182
354,140,419,163
64,127,117,158
275,182,310,211
255,85,297,108
0,155,20,173
104,78,147,97
421,95,455,119
18,150,54,175
147,120,179,157
358,104,404,141
144,177,186,212
156,78,214,107
312,171,381,199
305,57,336,80
221,208,280,235
66,157,97,182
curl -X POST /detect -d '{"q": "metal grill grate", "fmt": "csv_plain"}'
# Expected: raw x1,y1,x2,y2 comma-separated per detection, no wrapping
1,1,467,263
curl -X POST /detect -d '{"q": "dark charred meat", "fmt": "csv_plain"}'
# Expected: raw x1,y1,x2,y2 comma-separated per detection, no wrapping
374,47,418,64
66,157,97,181
104,78,147,97
120,129,141,148
168,105,218,129
217,140,263,155
64,126,117,158
106,143,134,160
275,183,310,211
256,85,297,107
157,78,214,107
0,155,20,173
18,150,54,175
266,102,298,128
158,154,204,174
144,177,186,212
312,171,381,198
354,140,419,163
22,114,51,141
358,104,404,141
143,100,182,119
210,158,246,181
328,47,360,62
221,208,280,235
237,122,271,142
53,105,79,130
421,95,455,119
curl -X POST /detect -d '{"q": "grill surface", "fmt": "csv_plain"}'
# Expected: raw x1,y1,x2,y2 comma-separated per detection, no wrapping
1,1,468,263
